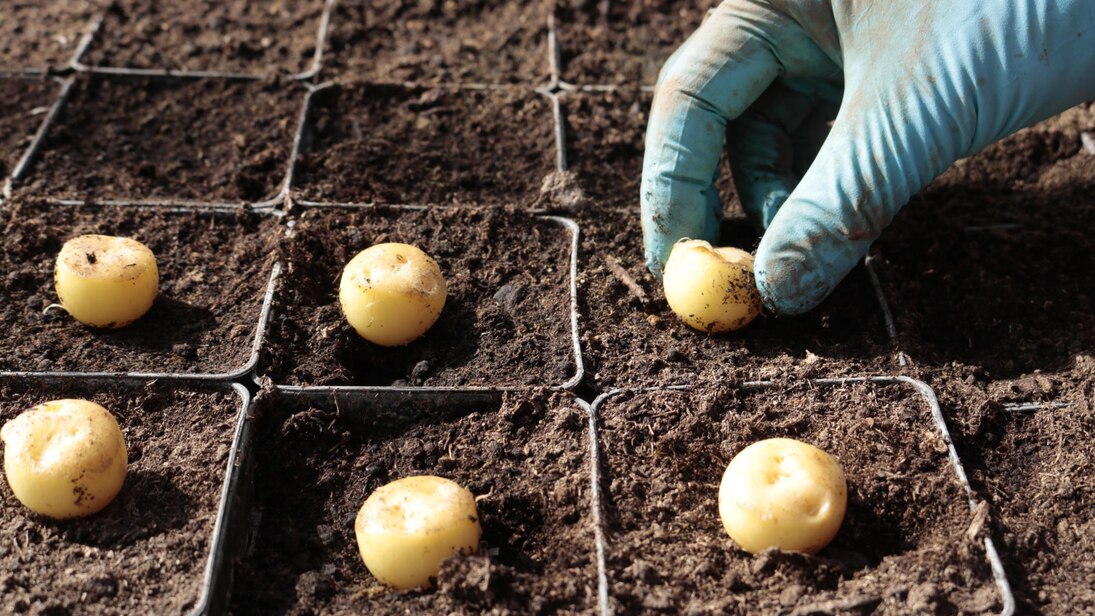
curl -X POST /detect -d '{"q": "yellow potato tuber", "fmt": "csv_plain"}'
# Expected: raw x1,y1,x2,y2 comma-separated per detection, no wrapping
54,234,159,328
662,239,761,333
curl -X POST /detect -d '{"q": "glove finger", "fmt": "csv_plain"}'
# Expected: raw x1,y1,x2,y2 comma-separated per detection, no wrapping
755,82,960,315
641,4,786,276
725,80,820,231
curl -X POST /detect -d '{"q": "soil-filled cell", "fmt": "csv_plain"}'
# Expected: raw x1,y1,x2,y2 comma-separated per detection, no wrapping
554,0,714,86
0,379,243,614
293,84,556,206
230,391,595,615
875,105,1095,380
23,75,302,203
81,0,325,75
0,199,278,375
576,209,891,389
0,78,57,180
322,0,550,84
596,384,1003,614
938,373,1095,614
260,207,576,387
0,1,94,71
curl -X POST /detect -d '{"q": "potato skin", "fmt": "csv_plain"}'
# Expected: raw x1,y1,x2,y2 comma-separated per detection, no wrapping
663,239,761,333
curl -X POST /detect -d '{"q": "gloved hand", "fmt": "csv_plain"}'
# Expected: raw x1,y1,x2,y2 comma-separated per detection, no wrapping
641,0,1095,315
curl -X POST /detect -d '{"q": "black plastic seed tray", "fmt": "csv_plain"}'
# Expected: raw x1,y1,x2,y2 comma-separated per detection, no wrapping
0,203,281,380
0,75,69,201
219,387,601,614
589,376,1015,616
256,204,584,391
73,0,335,81
0,376,251,615
10,73,311,211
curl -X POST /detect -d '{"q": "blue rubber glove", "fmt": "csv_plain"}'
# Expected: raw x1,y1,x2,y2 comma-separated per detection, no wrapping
641,0,1095,314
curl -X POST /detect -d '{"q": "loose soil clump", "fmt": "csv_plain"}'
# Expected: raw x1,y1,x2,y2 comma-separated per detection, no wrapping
230,391,595,615
554,0,713,86
82,0,325,75
22,75,302,203
0,78,57,180
261,207,575,387
597,383,1001,614
0,199,278,375
293,83,556,207
0,379,241,615
933,367,1095,614
0,1,95,71
322,0,550,84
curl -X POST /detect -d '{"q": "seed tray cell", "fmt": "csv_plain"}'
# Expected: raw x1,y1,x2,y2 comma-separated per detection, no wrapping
226,389,597,614
321,0,551,85
258,206,581,389
0,377,249,615
591,379,1012,614
292,83,557,207
0,1,96,72
18,75,305,206
78,0,329,78
942,379,1095,613
553,0,713,87
0,77,60,185
576,209,893,389
0,200,279,378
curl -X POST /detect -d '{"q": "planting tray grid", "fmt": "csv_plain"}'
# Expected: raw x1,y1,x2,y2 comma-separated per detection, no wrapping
0,5,101,76
258,204,585,392
71,0,336,82
0,74,71,202
0,376,252,616
219,387,602,614
589,376,1017,616
7,72,313,211
0,202,283,381
287,81,563,211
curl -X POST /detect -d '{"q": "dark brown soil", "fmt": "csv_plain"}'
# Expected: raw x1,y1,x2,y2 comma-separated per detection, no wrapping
874,103,1095,380
554,0,714,86
230,390,595,615
260,207,576,387
932,364,1095,614
0,1,96,71
575,209,893,389
597,383,1001,614
293,83,557,207
0,77,57,180
21,75,302,203
322,0,550,85
81,0,325,75
0,378,241,615
0,198,278,375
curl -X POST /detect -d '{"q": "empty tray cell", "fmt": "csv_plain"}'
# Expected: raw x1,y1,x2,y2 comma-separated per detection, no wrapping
0,1,94,71
0,199,278,376
554,0,712,86
293,84,556,207
0,378,245,614
260,207,576,387
23,75,302,204
595,383,1004,613
576,209,890,389
322,0,550,84
81,0,326,75
230,391,596,614
0,78,58,180
948,382,1095,613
